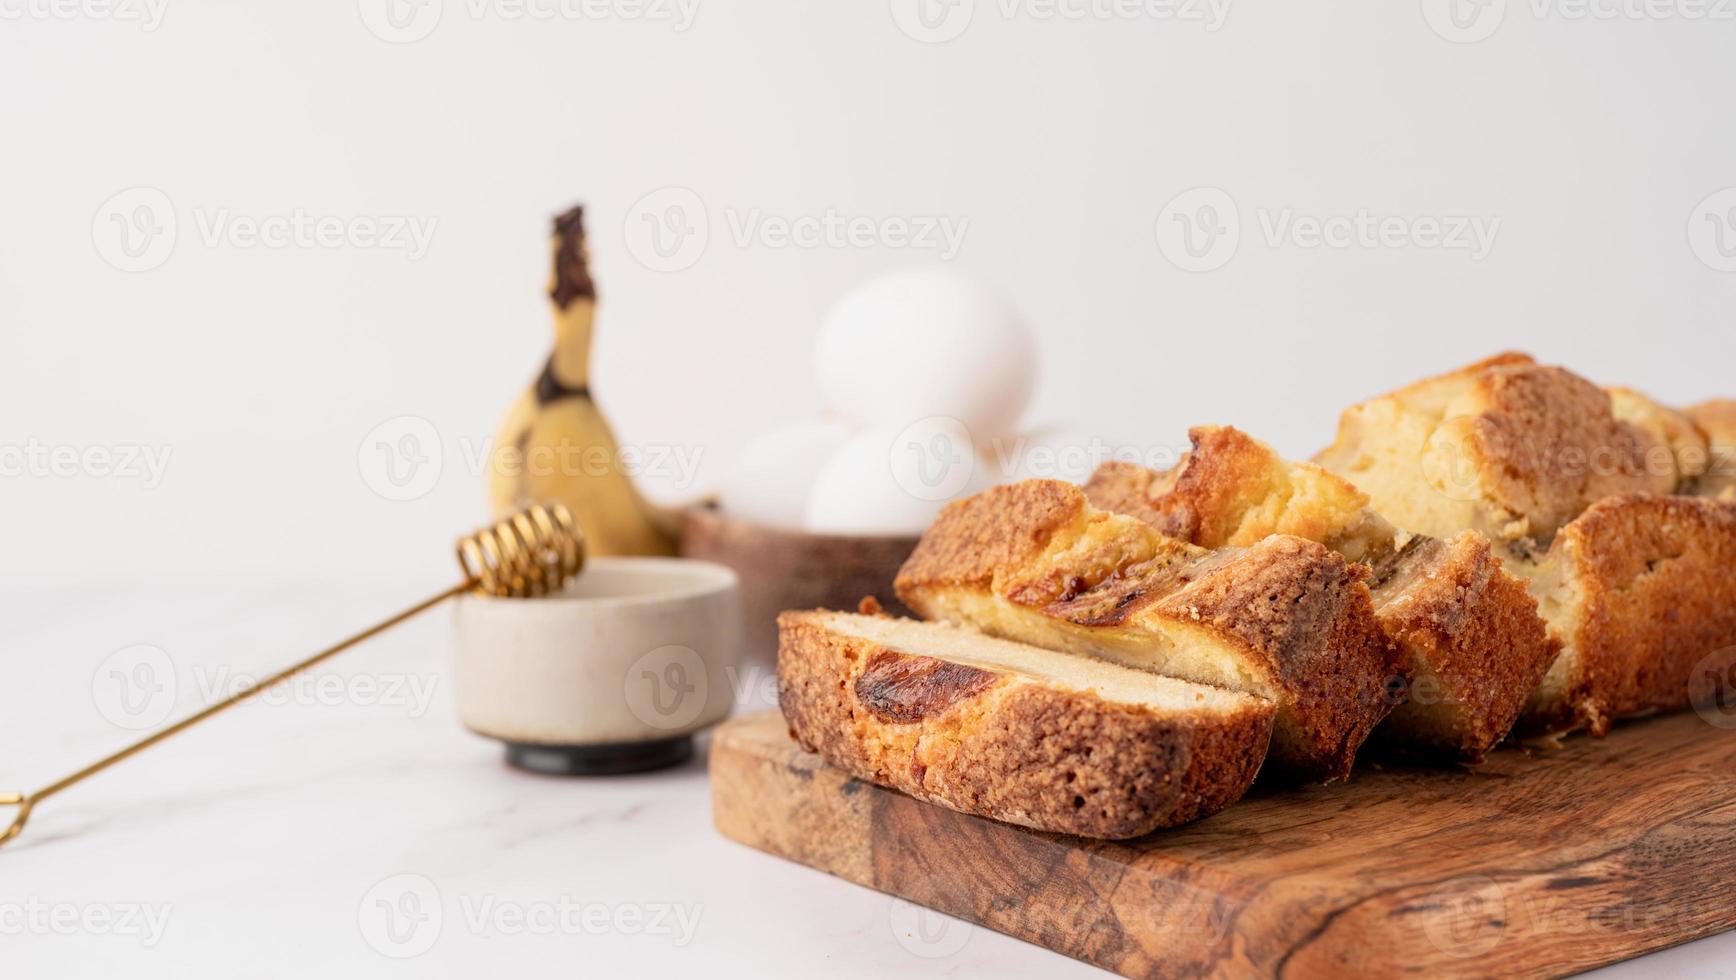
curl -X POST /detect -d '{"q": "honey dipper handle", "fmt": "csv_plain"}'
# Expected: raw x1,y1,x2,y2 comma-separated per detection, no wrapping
0,581,470,851
0,503,584,851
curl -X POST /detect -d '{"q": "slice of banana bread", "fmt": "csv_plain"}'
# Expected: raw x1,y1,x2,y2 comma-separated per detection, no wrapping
1314,353,1680,543
893,480,1398,783
777,610,1275,839
1515,494,1736,735
1085,426,1558,763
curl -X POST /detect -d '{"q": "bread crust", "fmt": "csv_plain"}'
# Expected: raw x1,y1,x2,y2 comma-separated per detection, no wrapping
1087,428,1558,763
1316,353,1677,542
776,611,1274,839
1688,400,1736,500
1519,494,1736,735
895,481,1398,782
1086,426,1396,564
1369,533,1559,761
1607,387,1710,485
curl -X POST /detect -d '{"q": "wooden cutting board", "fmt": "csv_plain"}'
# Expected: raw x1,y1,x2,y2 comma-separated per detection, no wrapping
710,710,1736,979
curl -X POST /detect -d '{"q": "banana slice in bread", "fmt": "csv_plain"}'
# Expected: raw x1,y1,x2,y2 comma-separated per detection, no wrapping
893,480,1398,782
1314,352,1682,543
777,611,1275,839
1086,426,1559,763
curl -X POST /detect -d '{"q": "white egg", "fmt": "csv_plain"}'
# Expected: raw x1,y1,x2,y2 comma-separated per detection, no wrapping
805,421,991,536
814,268,1036,437
980,423,1127,486
719,419,854,530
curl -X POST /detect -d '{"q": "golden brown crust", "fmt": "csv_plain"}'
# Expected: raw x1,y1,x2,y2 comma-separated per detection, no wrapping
1607,387,1710,484
1369,533,1559,761
1520,494,1736,735
776,612,1274,838
1316,353,1677,542
1087,426,1395,563
893,479,1090,592
1429,363,1674,532
1688,400,1736,499
1087,435,1559,763
1081,460,1187,538
1137,536,1399,779
895,481,1397,782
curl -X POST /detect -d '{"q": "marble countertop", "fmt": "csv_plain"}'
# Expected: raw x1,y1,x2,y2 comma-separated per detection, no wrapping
2,578,1729,978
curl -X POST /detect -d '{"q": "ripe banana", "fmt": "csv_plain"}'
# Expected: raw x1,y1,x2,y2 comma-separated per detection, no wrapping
489,205,678,557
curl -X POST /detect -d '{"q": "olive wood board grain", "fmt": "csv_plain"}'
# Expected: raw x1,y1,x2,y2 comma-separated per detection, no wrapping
710,710,1736,979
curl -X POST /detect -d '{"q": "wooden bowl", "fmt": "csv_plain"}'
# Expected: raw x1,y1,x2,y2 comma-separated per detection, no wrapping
679,507,918,664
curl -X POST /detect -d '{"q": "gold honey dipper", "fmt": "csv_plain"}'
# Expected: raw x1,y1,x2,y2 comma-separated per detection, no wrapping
0,503,586,851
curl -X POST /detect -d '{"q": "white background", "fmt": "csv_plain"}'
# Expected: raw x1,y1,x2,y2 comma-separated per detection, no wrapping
3,4,1736,977
3,0,1734,579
